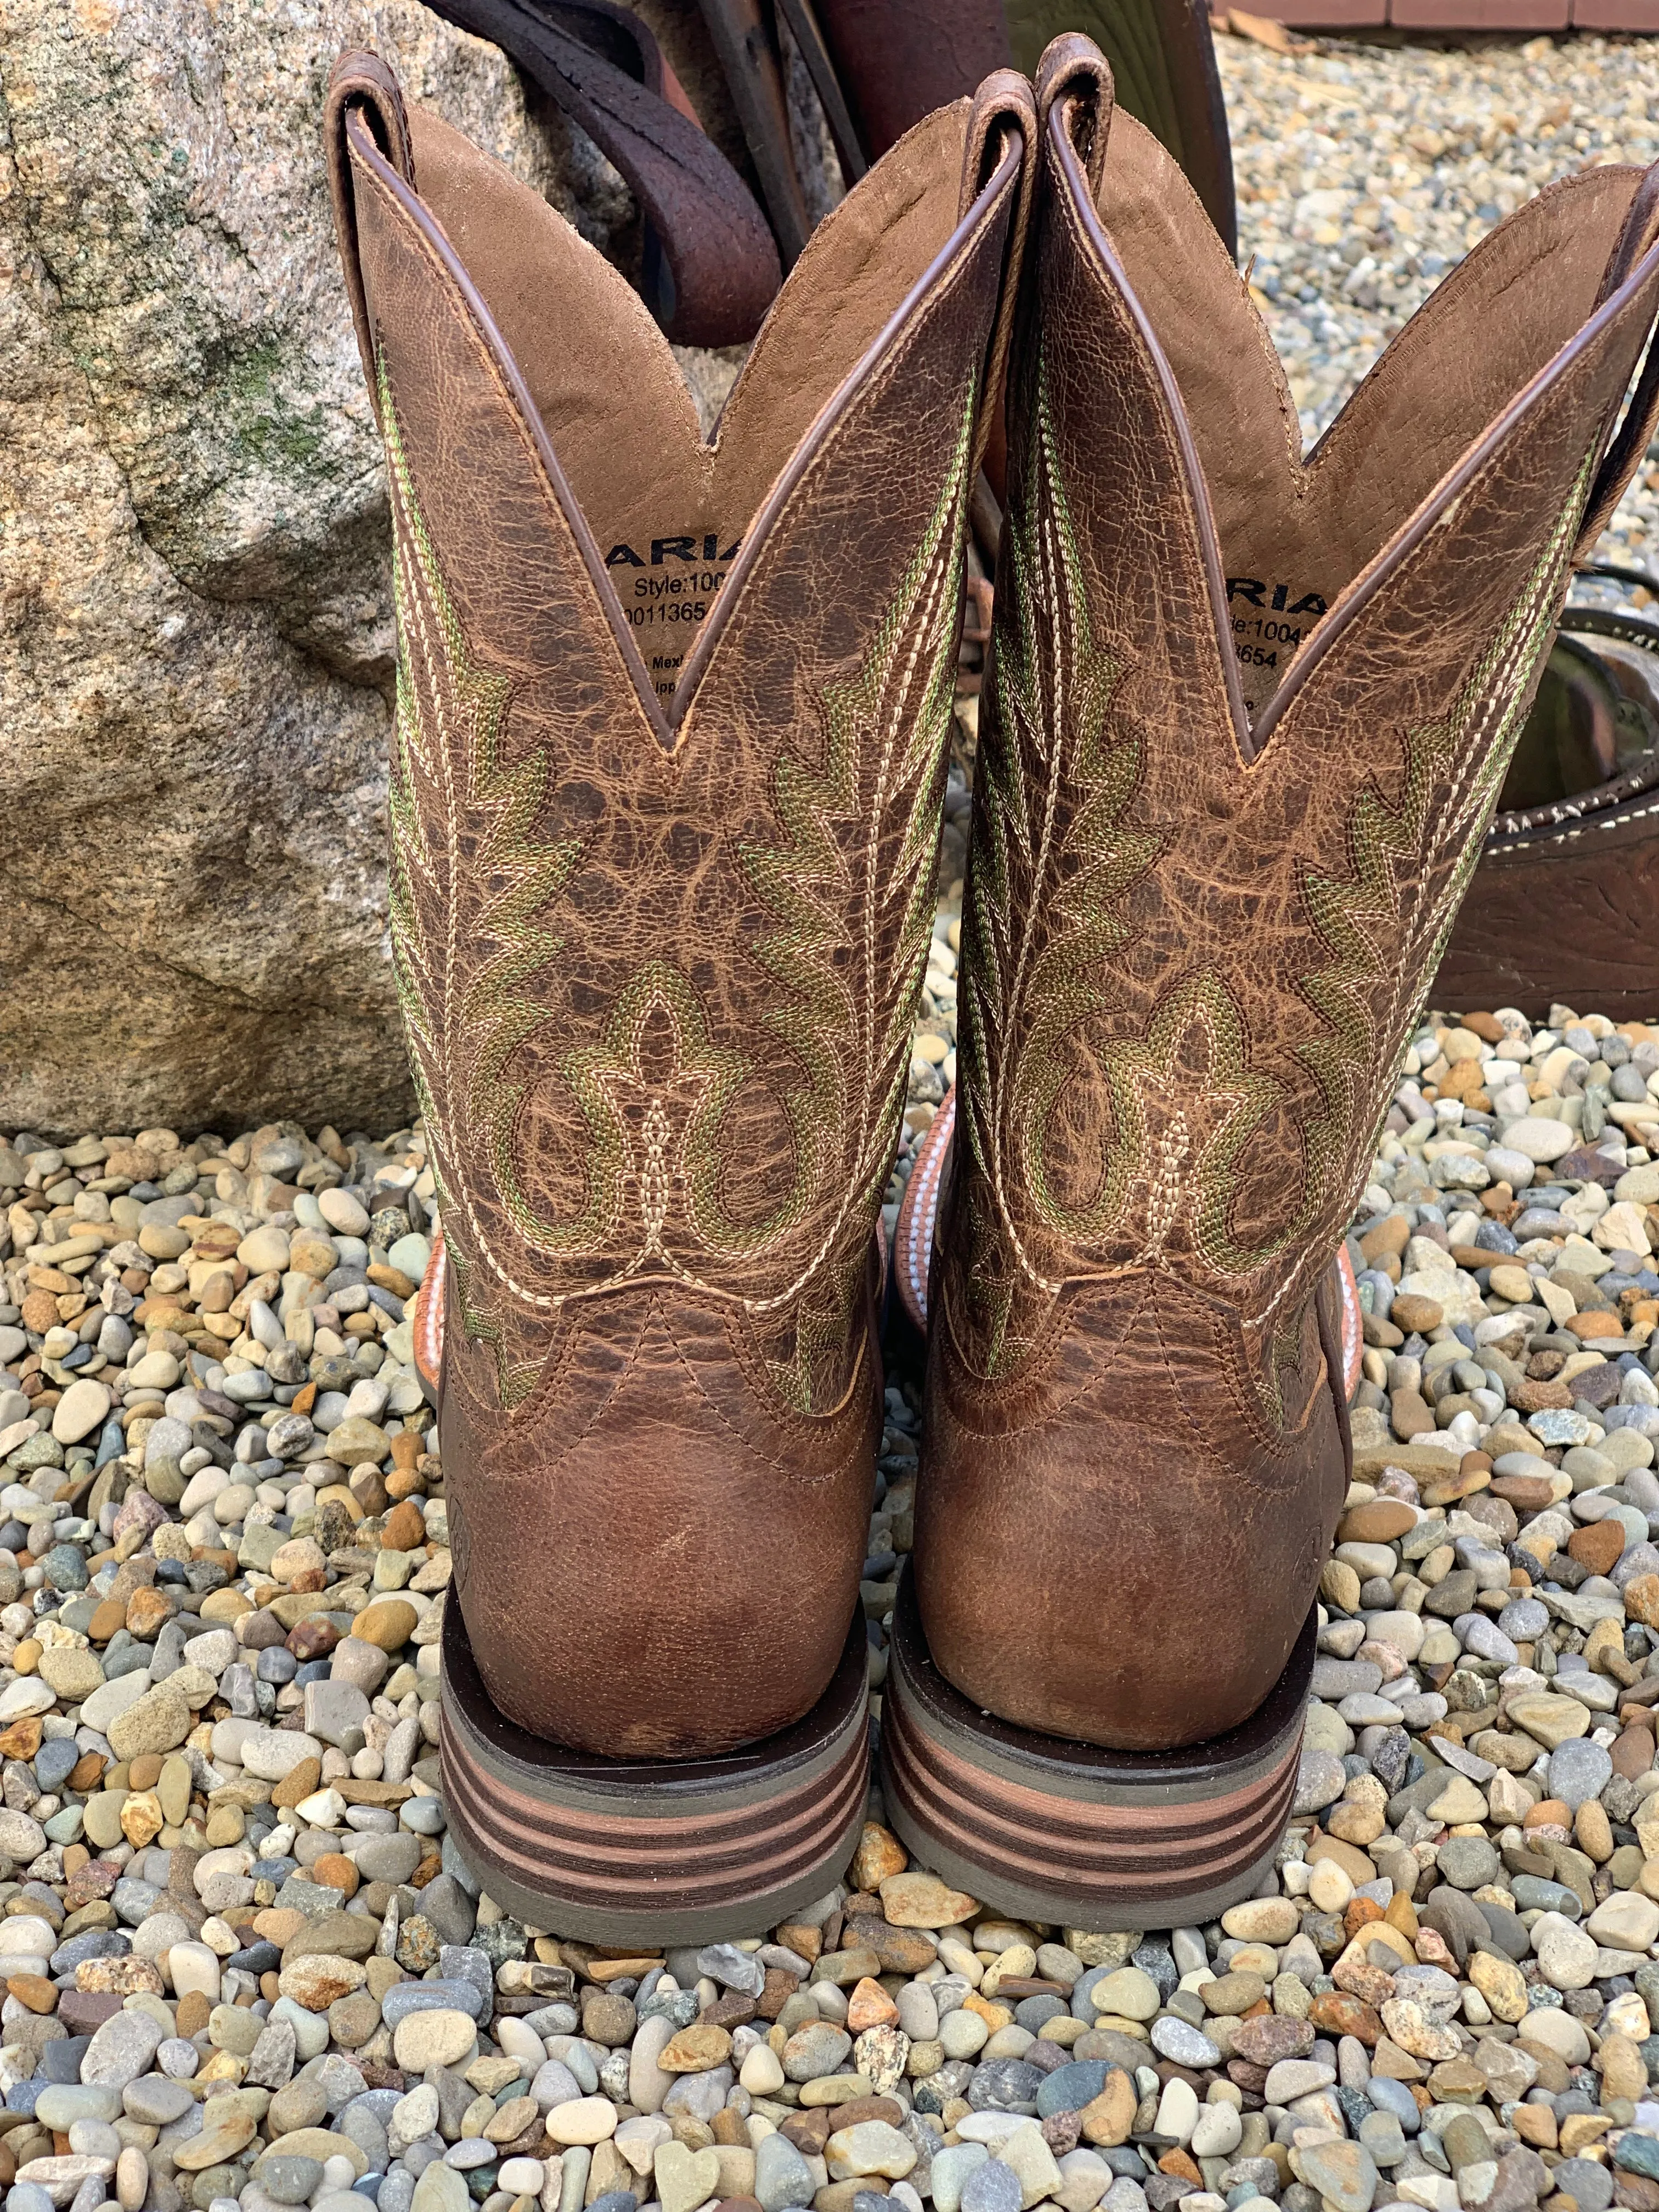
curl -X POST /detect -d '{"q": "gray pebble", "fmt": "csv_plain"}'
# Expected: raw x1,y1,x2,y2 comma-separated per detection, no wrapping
1365,2076,1421,2134
120,2075,194,2126
967,2058,1042,2113
1548,1740,1613,1810
1555,2163,1613,2212
1458,1618,1518,1666
1436,1836,1500,1891
784,2024,851,2083
1035,2062,1108,2118
661,2064,732,2122
258,2159,324,2206
1149,2018,1221,2068
756,2131,816,2212
960,2163,1021,2212
1497,1598,1549,1641
697,1943,765,1997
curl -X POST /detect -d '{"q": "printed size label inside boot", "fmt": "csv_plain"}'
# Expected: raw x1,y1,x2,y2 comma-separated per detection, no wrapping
1227,575,1328,658
606,527,741,701
1226,574,1328,712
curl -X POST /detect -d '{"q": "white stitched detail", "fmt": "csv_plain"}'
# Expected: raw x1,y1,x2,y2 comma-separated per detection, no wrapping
904,1091,956,1323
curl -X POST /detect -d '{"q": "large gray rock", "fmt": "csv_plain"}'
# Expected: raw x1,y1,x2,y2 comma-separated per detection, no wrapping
0,0,635,1135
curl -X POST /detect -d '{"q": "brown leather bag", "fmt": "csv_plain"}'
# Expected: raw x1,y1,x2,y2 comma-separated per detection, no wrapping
1435,576,1659,1021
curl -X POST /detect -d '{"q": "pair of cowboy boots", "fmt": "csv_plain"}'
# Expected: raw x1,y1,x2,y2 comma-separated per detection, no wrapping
326,33,1659,1940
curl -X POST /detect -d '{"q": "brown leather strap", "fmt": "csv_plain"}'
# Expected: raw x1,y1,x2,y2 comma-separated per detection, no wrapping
325,52,417,419
696,0,812,266
962,69,1039,484
1577,155,1659,557
419,0,782,347
773,0,868,183
1035,33,1115,202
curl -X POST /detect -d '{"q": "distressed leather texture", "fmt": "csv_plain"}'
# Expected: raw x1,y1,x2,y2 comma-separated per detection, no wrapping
922,40,1659,1753
325,54,1032,1758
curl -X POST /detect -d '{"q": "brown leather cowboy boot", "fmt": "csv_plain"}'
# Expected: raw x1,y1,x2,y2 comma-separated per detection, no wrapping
882,33,1659,1929
324,49,1031,1938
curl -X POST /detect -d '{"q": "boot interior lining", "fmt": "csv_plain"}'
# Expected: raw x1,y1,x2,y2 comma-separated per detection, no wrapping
403,102,973,706
1092,115,1638,718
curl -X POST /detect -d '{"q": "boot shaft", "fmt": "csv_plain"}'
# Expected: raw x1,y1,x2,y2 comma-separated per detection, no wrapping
327,54,1030,1411
951,41,1659,1385
325,52,1032,1756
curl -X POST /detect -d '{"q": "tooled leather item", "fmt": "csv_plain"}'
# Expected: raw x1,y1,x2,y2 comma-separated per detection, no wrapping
920,34,1659,1754
422,0,782,346
325,52,1034,1759
1434,595,1659,1021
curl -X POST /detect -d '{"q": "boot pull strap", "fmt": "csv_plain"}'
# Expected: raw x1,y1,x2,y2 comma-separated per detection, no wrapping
325,49,417,421
1035,33,1114,204
961,69,1038,484
1577,153,1659,558
960,68,1035,223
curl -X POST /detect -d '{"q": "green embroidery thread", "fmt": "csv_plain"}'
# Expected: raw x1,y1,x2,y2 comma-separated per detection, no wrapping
955,355,1594,1391
381,364,582,1404
382,356,978,1407
1283,453,1595,1290
560,957,753,1268
957,347,1158,1325
741,388,976,1256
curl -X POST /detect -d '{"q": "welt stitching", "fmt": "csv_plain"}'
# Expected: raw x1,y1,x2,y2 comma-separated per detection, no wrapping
656,1307,836,1489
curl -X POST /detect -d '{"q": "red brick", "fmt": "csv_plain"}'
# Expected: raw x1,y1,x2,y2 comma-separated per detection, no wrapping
1271,0,1386,21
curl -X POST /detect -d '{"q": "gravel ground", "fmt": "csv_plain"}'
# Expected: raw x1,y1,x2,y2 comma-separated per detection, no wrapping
1,33,1658,2212
1214,30,1659,567
2,986,1657,2212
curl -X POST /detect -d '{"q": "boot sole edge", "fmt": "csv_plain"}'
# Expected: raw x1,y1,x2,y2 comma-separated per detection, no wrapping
439,1595,870,1943
879,1562,1311,1930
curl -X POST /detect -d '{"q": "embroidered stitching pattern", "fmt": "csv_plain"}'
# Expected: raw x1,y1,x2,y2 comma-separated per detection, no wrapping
383,350,977,1407
382,366,585,1405
956,346,1156,1322
950,336,1595,1401
738,387,977,1304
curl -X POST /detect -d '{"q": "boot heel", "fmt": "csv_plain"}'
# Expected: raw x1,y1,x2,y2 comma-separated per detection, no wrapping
441,1598,870,1943
879,1562,1312,1930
